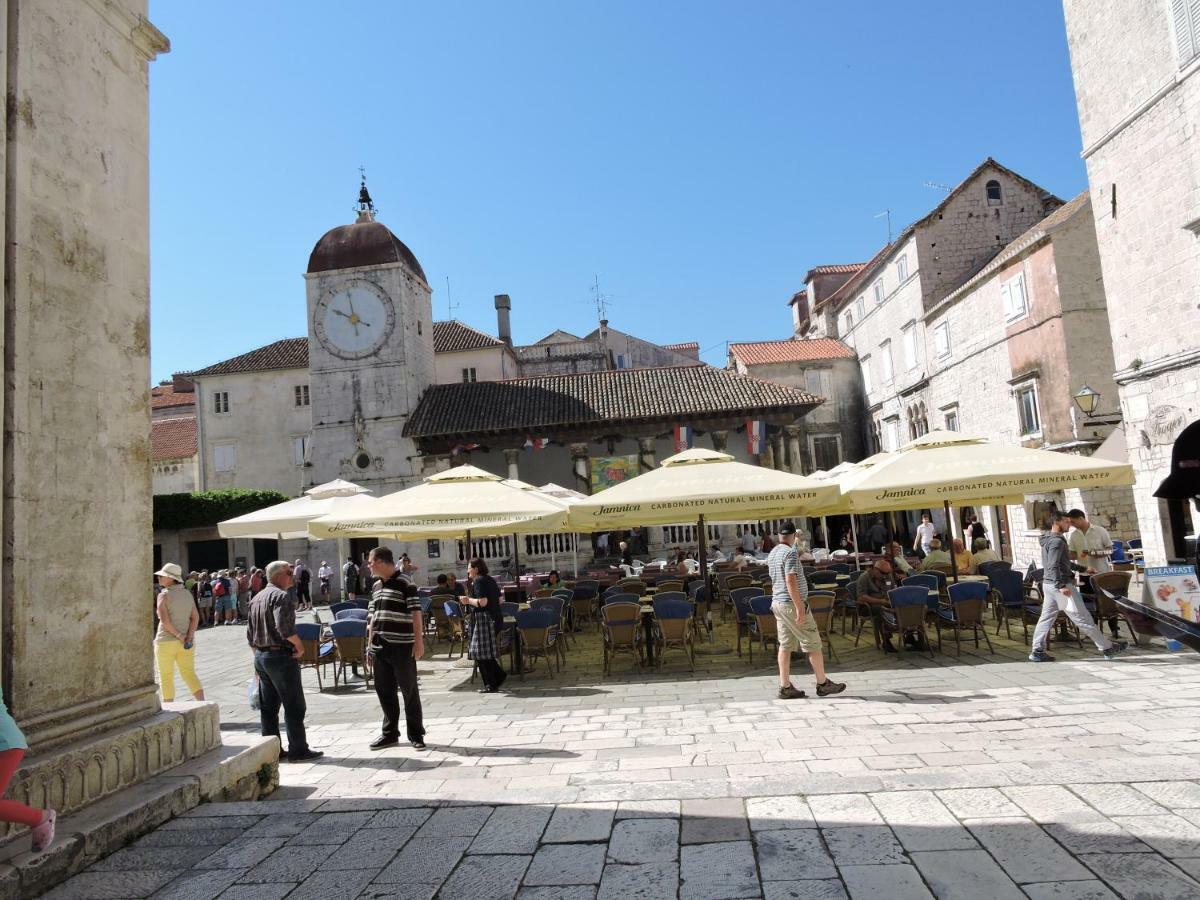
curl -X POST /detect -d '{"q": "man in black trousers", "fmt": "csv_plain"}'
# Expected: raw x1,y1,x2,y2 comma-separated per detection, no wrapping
365,547,427,751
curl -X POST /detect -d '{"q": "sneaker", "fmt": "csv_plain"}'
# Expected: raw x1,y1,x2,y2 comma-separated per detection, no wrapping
286,749,324,763
30,810,55,853
1028,650,1056,662
411,739,428,751
777,684,807,700
369,734,399,750
816,680,846,698
1103,641,1129,660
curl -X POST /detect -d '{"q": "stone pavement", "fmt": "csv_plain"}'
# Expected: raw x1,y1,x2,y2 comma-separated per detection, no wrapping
40,617,1200,898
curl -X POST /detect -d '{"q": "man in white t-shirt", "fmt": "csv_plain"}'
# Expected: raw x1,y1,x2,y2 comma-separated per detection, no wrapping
913,513,937,556
317,561,333,601
1068,508,1119,640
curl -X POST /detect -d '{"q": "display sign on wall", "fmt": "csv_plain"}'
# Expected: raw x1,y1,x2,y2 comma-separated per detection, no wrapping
1143,564,1200,623
590,455,639,493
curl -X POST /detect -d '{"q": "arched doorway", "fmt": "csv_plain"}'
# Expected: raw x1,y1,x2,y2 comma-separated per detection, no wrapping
1153,418,1200,565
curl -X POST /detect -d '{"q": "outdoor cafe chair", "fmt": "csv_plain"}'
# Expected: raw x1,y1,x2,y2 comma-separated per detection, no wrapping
329,602,354,618
605,592,640,607
733,591,761,661
652,596,695,671
656,579,685,593
989,569,1031,643
1092,571,1140,646
601,601,644,674
807,569,840,592
900,573,940,614
330,619,372,688
533,588,553,599
976,560,1012,580
443,600,466,659
807,592,839,662
615,579,647,597
515,609,560,678
500,601,521,618
295,622,336,691
531,596,571,651
748,595,780,658
720,575,754,622
352,599,369,610
571,585,599,631
334,608,368,621
826,563,851,575
936,582,995,657
882,587,934,659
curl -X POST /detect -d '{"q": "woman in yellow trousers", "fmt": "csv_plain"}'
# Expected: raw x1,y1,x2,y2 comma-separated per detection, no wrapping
154,563,204,701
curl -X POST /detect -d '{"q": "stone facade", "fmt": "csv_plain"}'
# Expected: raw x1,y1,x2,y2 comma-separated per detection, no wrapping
434,343,517,384
1063,0,1200,564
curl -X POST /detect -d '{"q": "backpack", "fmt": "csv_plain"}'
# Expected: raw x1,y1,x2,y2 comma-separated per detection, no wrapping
212,579,226,597
250,572,264,592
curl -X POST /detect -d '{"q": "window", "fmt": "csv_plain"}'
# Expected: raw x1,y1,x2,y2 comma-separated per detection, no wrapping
844,311,853,332
860,355,872,393
873,279,884,305
902,326,917,370
1015,382,1041,436
811,435,842,471
944,408,960,432
461,367,477,383
213,444,236,472
212,391,229,414
1001,272,1029,321
804,368,833,400
870,420,883,454
908,402,929,439
986,179,1003,206
294,384,310,407
934,322,952,360
896,254,908,282
880,340,894,382
292,435,308,467
616,354,627,369
856,297,866,320
885,418,900,452
1173,0,1200,66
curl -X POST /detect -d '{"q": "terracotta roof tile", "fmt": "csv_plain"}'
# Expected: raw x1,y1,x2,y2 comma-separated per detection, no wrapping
729,339,856,366
433,320,504,353
152,417,197,460
662,342,699,352
187,338,309,378
404,365,821,439
150,383,195,410
805,263,865,279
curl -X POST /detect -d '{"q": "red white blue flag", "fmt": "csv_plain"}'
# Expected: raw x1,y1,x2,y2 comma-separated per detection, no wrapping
674,425,693,452
747,420,768,455
451,442,480,456
523,436,548,451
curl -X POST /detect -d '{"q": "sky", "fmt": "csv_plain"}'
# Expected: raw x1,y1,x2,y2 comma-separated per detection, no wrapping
148,1,1087,383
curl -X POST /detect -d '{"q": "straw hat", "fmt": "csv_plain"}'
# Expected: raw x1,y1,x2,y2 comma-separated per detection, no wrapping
155,562,184,584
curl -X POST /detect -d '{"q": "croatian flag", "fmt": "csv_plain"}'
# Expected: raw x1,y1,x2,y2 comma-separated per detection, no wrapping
747,420,768,455
451,442,480,456
523,436,548,451
674,425,693,452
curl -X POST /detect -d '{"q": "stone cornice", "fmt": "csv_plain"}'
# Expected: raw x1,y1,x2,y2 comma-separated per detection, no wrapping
80,0,170,60
1114,347,1200,385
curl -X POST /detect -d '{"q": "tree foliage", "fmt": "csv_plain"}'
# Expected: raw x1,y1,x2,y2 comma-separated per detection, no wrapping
153,489,289,532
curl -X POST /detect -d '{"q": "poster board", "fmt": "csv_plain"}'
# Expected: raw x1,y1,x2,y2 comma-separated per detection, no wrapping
590,455,639,493
1142,564,1200,624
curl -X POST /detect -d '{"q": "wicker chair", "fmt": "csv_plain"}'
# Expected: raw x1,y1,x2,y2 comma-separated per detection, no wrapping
443,600,467,659
748,595,780,658
294,622,335,691
601,601,644,674
935,582,994,656
882,587,934,659
1092,571,1139,646
652,597,694,670
807,590,838,662
515,609,560,679
330,619,372,688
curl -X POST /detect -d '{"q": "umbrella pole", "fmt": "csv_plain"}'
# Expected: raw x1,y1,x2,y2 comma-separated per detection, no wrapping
464,530,472,568
820,516,828,553
944,500,959,583
512,533,520,587
850,516,861,571
572,533,579,578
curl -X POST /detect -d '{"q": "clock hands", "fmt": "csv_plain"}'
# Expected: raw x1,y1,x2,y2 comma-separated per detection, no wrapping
331,305,371,338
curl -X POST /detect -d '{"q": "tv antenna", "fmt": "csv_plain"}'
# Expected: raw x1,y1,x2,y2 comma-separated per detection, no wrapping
923,180,953,194
445,276,459,319
874,209,893,244
592,273,610,321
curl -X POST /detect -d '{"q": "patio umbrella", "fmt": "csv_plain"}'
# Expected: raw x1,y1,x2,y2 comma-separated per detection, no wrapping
218,479,375,540
307,465,569,541
538,483,589,577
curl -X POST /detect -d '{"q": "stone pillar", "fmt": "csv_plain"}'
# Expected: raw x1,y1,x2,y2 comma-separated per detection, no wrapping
571,442,592,495
761,440,775,470
784,425,804,475
711,430,728,453
638,437,656,474
503,448,521,481
771,434,786,471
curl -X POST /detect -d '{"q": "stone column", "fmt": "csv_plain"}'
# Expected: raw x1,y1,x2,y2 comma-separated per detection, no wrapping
761,440,775,470
711,430,728,453
785,425,804,475
638,437,656,474
503,448,521,481
771,434,786,471
571,442,592,495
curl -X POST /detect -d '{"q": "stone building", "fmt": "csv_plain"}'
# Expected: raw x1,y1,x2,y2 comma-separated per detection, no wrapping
1063,0,1200,564
727,338,864,472
150,377,198,494
922,192,1136,567
790,264,865,338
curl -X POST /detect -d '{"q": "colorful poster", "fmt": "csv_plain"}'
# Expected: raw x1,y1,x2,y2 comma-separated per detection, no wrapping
590,454,639,493
1143,565,1200,623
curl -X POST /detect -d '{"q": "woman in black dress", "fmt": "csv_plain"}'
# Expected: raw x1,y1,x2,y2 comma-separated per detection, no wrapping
465,558,506,693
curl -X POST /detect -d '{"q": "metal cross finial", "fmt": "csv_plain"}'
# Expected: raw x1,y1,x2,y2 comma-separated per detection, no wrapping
357,166,375,214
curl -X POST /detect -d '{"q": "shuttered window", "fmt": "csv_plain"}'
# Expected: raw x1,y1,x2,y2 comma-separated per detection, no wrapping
1173,0,1200,67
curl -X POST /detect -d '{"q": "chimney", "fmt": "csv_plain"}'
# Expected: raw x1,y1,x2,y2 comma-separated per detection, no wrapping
494,294,512,346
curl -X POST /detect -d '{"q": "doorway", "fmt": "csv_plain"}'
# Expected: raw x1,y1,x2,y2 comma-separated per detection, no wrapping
186,539,229,573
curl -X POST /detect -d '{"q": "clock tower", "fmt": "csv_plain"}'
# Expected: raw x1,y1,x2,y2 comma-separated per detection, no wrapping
304,180,434,491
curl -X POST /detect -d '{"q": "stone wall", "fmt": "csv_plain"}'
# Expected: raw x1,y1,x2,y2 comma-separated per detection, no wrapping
434,345,515,384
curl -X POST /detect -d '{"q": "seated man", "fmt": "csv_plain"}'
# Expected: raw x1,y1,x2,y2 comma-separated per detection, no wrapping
709,544,726,563
887,541,913,576
971,538,1000,568
920,539,952,571
730,546,751,571
854,559,897,652
445,572,466,596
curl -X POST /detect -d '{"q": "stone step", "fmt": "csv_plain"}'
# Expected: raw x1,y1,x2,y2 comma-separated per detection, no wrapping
0,734,278,900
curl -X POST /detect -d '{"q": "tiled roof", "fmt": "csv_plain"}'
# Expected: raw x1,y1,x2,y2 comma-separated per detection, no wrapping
151,383,195,410
152,417,197,460
433,320,505,353
729,339,856,366
662,342,699,352
805,263,865,279
187,338,309,377
787,289,807,307
404,366,822,439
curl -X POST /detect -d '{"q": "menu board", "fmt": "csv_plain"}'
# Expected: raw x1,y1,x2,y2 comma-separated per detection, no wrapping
1143,565,1200,623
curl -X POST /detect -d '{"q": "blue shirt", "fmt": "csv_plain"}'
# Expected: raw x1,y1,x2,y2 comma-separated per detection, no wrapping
0,689,28,751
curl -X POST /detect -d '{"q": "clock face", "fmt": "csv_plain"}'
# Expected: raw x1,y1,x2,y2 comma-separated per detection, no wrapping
313,280,396,359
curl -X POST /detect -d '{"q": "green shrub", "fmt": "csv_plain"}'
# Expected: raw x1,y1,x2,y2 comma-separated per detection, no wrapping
153,489,289,532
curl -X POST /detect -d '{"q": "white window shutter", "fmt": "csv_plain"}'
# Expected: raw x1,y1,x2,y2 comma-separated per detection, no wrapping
1175,0,1198,65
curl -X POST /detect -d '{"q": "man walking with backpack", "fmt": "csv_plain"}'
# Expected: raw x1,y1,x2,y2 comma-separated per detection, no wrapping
343,557,359,603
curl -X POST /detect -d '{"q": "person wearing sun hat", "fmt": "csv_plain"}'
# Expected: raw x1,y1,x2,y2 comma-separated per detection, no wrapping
154,563,205,702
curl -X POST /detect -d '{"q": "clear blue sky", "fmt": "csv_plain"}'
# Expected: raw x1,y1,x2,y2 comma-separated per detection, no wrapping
148,1,1086,383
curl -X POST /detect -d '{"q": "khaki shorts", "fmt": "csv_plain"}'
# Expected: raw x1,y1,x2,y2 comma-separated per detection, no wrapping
772,600,822,653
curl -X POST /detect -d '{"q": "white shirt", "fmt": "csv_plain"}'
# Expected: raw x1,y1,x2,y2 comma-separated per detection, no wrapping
1069,524,1113,573
915,522,936,550
318,565,333,580
710,550,726,562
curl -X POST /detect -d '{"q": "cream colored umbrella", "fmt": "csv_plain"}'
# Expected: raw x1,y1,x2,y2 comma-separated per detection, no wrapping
218,479,376,540
308,465,568,540
539,483,587,576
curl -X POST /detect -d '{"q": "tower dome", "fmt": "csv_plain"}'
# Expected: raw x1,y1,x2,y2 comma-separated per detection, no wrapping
306,179,427,282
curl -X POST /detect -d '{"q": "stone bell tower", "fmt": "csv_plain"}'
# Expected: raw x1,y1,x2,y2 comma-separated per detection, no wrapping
303,179,434,491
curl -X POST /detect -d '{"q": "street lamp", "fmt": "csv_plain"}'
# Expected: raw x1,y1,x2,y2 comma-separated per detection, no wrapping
1073,384,1101,417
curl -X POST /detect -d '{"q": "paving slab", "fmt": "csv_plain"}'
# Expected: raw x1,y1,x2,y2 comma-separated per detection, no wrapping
470,804,553,854
1021,882,1120,900
762,881,848,900
1079,852,1200,900
962,817,1092,884
146,869,245,900
682,798,750,844
544,802,617,843
680,841,760,900
40,870,178,900
839,864,933,900
755,829,836,881
746,796,816,831
236,843,336,883
437,853,530,900
597,861,680,900
869,792,977,852
1110,814,1200,858
374,835,470,885
608,817,680,864
524,843,607,886
821,826,907,866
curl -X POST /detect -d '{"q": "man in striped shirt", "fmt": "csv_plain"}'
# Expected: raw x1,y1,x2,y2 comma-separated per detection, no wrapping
366,547,426,751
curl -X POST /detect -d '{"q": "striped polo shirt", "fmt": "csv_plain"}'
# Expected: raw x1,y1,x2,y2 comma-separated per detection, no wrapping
368,573,421,645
